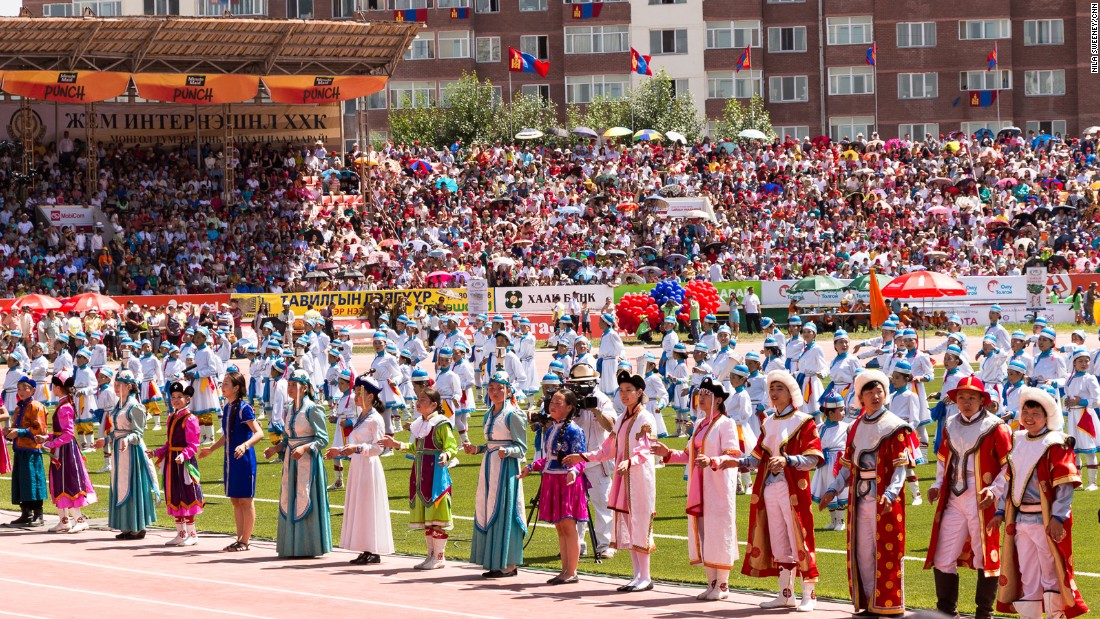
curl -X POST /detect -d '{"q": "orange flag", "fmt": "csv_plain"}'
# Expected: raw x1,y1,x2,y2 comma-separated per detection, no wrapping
868,268,889,328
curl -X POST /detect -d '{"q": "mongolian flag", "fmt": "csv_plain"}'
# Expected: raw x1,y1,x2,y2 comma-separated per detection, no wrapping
508,47,550,78
865,42,877,66
735,46,751,72
450,6,468,18
987,43,998,70
394,8,426,21
969,90,997,107
571,2,602,19
630,48,652,76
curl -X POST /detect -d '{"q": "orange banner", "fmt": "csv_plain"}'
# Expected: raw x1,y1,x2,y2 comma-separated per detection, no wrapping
2,71,130,103
262,75,387,104
133,73,260,105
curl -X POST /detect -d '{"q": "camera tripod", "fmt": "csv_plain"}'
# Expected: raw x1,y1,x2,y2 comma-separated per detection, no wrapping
524,475,602,564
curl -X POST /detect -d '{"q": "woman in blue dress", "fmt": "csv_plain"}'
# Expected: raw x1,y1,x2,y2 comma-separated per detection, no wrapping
200,365,264,551
99,370,159,540
264,369,332,558
463,371,528,578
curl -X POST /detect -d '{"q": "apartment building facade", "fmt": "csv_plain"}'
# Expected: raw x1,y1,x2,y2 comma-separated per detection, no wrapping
20,0,1100,144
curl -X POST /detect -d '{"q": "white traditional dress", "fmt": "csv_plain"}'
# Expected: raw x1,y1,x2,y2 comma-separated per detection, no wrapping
516,331,540,398
796,342,827,417
189,345,222,419
812,417,854,508
1064,370,1100,455
340,408,395,556
597,327,625,396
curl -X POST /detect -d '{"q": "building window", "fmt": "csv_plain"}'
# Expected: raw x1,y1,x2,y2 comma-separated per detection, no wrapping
438,0,469,7
343,99,358,114
394,0,428,7
826,16,873,46
897,123,939,139
144,0,179,14
897,72,938,99
1024,19,1064,45
706,71,761,99
706,21,761,49
519,0,546,10
1024,70,1065,96
390,81,436,109
650,29,688,55
366,90,387,110
958,19,1010,40
521,35,550,61
896,22,935,48
521,84,551,100
404,33,435,60
767,27,807,53
959,70,1011,91
476,36,500,63
768,75,808,102
669,78,689,97
1025,120,1066,137
961,121,1012,135
649,0,686,4
475,0,498,13
437,31,471,59
828,66,874,95
564,74,629,104
331,0,355,17
564,25,630,54
286,0,313,19
829,116,875,141
773,125,810,140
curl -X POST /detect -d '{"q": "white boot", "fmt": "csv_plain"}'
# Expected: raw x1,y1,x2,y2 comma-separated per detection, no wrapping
909,480,923,505
327,467,344,491
1013,600,1042,619
413,534,434,569
822,509,837,531
705,569,730,600
1045,591,1067,619
165,522,187,546
796,580,816,612
834,510,846,532
424,535,446,569
68,510,88,533
760,568,796,608
49,509,71,533
152,416,162,431
1086,467,1098,492
180,521,198,546
698,567,716,600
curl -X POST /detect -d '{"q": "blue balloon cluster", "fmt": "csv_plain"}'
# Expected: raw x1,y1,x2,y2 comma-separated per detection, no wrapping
649,280,685,307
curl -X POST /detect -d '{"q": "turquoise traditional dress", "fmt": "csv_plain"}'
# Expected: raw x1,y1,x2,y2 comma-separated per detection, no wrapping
469,401,528,571
276,395,332,558
107,395,160,533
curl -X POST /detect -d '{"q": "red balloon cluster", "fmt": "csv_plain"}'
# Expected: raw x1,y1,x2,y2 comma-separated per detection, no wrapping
615,293,663,334
677,280,721,324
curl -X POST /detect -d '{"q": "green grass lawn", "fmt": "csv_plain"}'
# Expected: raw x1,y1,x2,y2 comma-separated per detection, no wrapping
5,365,1099,614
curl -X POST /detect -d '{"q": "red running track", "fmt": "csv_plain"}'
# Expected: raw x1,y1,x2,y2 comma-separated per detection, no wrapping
0,511,853,619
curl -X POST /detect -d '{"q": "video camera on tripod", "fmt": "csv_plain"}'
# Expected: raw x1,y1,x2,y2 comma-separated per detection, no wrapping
566,363,600,410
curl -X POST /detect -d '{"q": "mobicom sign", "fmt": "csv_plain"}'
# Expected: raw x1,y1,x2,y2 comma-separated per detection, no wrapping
44,73,84,101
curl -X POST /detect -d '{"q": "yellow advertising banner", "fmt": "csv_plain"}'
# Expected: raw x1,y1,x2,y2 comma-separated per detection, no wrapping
231,288,494,320
262,75,388,105
132,73,261,105
2,70,131,103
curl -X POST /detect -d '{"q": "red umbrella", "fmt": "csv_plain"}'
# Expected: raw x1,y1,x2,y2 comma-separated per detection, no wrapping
11,293,62,311
880,271,966,299
0,298,14,313
426,271,454,282
60,293,122,313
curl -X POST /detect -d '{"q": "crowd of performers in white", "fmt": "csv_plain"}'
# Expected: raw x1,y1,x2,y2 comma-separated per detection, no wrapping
1,307,1094,618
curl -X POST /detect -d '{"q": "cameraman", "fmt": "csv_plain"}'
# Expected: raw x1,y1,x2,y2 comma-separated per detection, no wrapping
567,363,616,559
530,373,562,460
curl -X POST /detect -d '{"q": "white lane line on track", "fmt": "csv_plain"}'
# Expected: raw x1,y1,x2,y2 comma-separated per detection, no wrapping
0,577,271,618
5,477,1099,578
0,611,53,619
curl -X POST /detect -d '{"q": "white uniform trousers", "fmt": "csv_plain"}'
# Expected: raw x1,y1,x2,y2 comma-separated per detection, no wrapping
855,498,877,598
764,481,800,565
933,484,984,573
579,466,613,552
1014,521,1060,602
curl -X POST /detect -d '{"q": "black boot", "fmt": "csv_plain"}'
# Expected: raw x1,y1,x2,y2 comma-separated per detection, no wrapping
974,574,999,619
933,568,960,618
27,501,45,527
4,504,31,527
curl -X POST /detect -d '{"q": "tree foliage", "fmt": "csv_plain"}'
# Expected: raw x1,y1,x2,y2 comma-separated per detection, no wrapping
438,72,500,145
388,99,442,145
498,92,559,137
712,94,775,141
629,69,705,140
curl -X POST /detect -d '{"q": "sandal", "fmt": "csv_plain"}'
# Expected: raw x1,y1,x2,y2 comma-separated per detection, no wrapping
222,541,250,552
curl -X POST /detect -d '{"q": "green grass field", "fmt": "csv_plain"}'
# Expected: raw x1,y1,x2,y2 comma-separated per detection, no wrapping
4,361,1099,614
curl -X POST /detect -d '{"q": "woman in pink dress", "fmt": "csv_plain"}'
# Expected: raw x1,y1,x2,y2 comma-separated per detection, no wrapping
40,373,98,533
150,382,204,547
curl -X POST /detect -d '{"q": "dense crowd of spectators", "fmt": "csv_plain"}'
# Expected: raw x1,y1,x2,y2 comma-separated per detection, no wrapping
0,127,1097,299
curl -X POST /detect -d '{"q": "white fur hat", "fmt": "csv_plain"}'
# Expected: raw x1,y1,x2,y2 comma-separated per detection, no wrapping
854,369,892,406
766,370,804,409
1018,386,1064,432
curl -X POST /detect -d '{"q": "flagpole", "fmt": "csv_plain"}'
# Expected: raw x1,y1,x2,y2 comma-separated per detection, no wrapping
872,41,879,134
508,70,513,138
994,42,1001,128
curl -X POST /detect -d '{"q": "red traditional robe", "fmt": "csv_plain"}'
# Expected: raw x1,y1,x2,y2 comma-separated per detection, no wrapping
924,412,1012,576
838,412,914,616
741,408,824,581
996,432,1088,618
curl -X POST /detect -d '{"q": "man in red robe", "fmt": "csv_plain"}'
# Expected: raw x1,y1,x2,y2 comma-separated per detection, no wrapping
819,369,913,617
739,370,824,611
925,376,1013,619
992,386,1088,619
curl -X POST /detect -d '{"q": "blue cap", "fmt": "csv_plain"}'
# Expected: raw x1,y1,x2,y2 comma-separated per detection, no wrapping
226,364,240,374
476,314,488,322
643,353,658,362
1011,330,1026,340
901,328,917,338
946,345,962,357
452,340,468,352
663,316,676,325
761,317,774,328
385,342,398,354
1035,316,1049,326
893,360,912,375
573,336,589,347
1073,347,1091,361
520,317,531,325
745,351,761,362
717,325,732,335
789,316,802,326
288,369,312,385
411,368,430,381
542,373,561,385
512,313,522,320
673,343,688,353
803,322,818,333
833,329,849,341
493,314,505,322
338,369,353,382
983,334,997,343
396,315,409,324
56,334,70,344
355,375,382,395
601,313,615,325
1008,359,1028,373
296,335,310,347
75,347,91,359
262,322,274,330
822,392,845,408
489,370,511,386
282,349,295,358
184,328,195,335
763,337,778,347
693,343,709,353
990,305,1003,313
882,321,897,330
548,360,565,372
266,341,281,350
704,314,717,324
1040,327,1057,340
339,327,350,335
273,359,287,373
90,331,102,339
559,316,572,324
731,364,749,378
7,351,23,363
617,360,632,370
160,340,172,349
98,367,115,380
439,346,453,356
888,313,899,321
400,348,413,359
73,332,86,340
948,315,961,324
